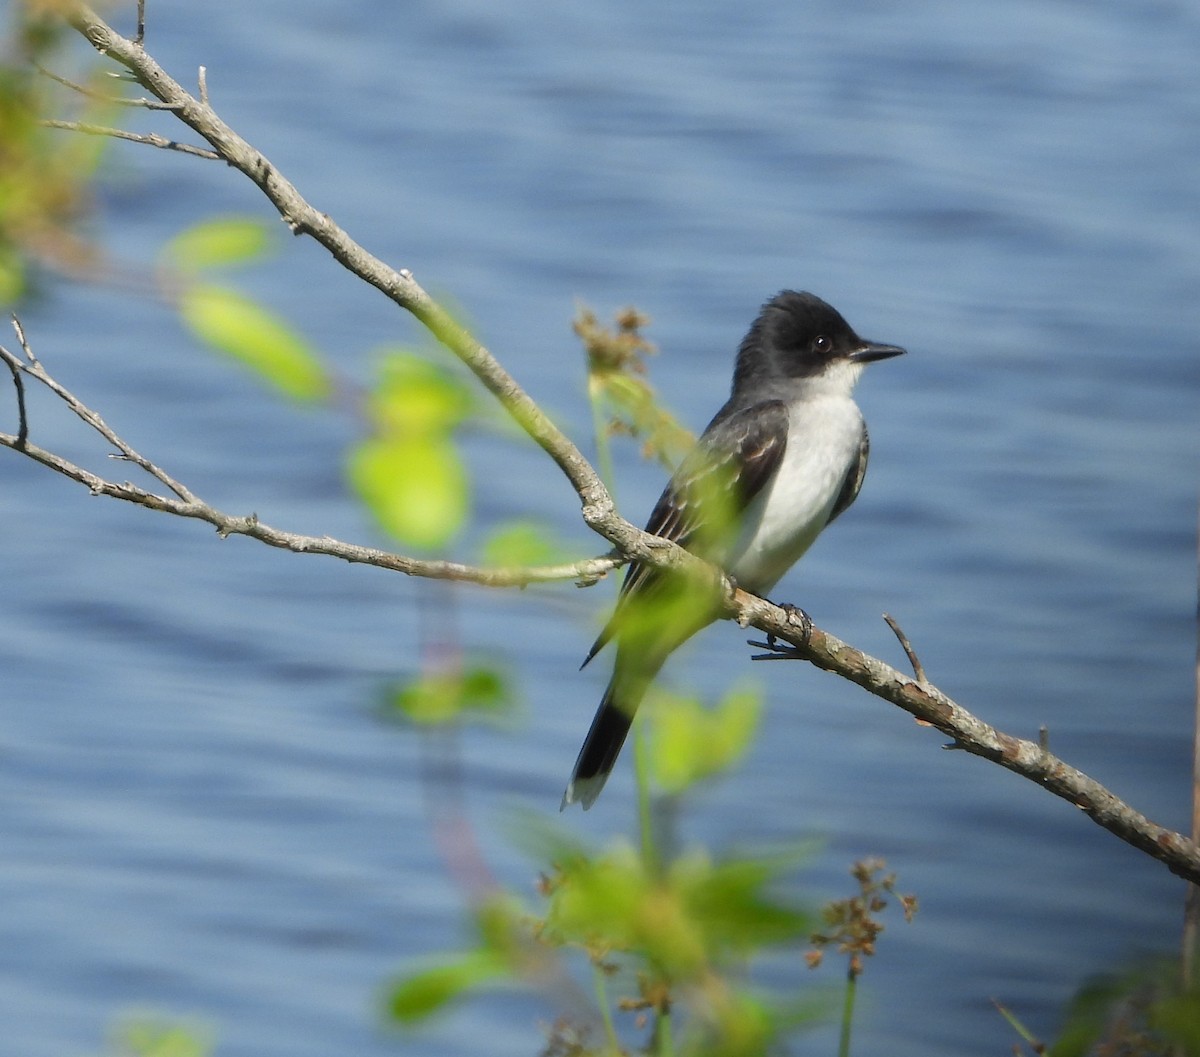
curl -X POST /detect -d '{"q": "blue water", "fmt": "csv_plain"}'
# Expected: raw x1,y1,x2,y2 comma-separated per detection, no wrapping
2,1,1197,1054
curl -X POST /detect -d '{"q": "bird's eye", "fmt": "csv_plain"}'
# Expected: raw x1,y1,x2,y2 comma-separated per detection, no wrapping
814,335,832,354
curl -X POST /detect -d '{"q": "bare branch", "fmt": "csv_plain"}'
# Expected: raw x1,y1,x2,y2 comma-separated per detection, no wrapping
41,118,222,160
737,591,1200,885
59,2,636,555
8,333,1189,884
17,350,196,503
0,340,620,590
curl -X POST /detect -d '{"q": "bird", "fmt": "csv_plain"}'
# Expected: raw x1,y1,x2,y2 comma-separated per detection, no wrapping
561,290,905,810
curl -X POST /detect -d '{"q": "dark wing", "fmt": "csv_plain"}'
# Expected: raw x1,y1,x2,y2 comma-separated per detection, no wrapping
581,400,790,667
827,422,869,525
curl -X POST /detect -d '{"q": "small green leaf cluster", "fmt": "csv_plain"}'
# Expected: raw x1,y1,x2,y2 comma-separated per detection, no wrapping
1007,959,1200,1057
646,683,762,796
383,679,832,1057
347,351,473,551
543,844,811,976
388,895,530,1026
388,831,818,1057
385,664,512,727
160,215,504,556
0,14,110,301
104,1015,212,1057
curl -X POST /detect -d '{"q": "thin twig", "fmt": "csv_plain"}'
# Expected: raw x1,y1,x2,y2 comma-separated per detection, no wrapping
883,612,934,732
197,65,208,107
35,62,182,109
2,331,29,452
41,119,221,160
11,316,37,366
7,344,196,502
0,336,620,590
882,612,927,682
58,2,646,561
135,0,145,47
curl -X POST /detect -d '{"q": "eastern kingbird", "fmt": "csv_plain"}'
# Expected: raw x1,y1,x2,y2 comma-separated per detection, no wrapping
562,290,905,810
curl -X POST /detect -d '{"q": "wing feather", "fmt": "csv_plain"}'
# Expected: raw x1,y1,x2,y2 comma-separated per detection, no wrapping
827,423,869,525
582,400,790,666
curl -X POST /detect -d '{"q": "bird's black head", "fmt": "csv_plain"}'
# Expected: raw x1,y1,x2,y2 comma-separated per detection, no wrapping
732,290,904,394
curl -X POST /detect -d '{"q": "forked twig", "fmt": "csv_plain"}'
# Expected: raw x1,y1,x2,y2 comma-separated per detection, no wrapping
0,325,621,590
41,118,221,160
35,62,182,109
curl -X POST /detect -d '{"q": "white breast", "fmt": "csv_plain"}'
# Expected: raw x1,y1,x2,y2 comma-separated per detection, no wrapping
726,393,864,595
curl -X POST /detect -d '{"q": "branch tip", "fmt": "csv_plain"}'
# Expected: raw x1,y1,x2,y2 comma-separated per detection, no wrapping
883,612,927,683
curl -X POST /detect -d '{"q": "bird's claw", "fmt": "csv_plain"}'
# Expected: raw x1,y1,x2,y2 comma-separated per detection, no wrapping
747,603,813,659
777,603,814,647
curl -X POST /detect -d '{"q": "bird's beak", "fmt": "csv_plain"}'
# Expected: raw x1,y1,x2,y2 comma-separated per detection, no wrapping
850,341,906,364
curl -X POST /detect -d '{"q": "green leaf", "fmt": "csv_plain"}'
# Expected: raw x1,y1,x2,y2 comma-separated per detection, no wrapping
540,841,812,983
542,842,652,956
387,665,513,726
179,284,331,402
163,216,274,273
386,952,504,1025
347,435,467,550
365,350,474,436
676,850,812,952
110,1017,213,1057
698,988,778,1057
649,683,763,794
1048,961,1198,1057
481,521,567,567
458,665,512,713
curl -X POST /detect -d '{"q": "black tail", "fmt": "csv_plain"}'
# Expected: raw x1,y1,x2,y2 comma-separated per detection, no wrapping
560,680,635,810
564,629,677,810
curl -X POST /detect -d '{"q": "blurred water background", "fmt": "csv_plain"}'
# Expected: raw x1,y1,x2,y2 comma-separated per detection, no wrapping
1,1,1197,1054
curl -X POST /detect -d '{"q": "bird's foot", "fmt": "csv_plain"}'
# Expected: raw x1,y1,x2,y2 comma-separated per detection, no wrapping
747,602,813,659
777,603,814,647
